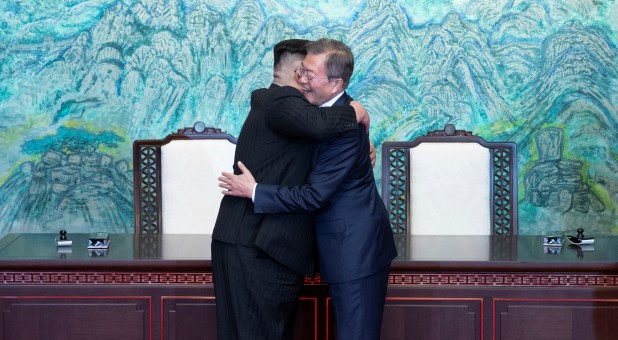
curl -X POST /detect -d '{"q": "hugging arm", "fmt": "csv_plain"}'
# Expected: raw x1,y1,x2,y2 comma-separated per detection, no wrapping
265,86,367,141
253,131,359,213
220,131,360,212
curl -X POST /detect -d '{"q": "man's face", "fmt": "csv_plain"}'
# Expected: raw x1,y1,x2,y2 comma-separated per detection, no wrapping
298,53,341,106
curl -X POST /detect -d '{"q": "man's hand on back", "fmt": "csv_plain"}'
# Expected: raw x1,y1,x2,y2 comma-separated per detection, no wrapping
350,101,370,132
369,140,376,168
219,161,256,199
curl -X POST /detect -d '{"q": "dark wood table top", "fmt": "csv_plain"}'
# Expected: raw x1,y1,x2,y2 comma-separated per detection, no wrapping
0,233,616,273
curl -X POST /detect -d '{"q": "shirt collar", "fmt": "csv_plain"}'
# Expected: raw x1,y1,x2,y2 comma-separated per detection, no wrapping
320,91,345,107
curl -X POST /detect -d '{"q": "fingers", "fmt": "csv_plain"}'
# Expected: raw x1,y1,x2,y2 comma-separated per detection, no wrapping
237,161,248,174
218,175,231,185
219,164,252,197
220,182,243,197
218,180,230,194
362,111,370,132
351,101,370,132
218,173,233,193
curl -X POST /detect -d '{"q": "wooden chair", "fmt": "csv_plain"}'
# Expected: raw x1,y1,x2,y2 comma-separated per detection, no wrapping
382,124,518,258
133,122,236,235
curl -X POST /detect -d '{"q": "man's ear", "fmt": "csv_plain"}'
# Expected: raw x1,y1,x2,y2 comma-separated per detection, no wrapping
332,78,344,93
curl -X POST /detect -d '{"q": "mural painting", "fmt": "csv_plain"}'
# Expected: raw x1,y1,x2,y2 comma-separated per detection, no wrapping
0,0,616,236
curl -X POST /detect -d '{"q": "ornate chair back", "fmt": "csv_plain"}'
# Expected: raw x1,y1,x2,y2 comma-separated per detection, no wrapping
133,123,236,235
382,124,518,238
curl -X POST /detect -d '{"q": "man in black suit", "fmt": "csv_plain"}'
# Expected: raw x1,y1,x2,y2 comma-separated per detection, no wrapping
220,39,397,340
212,39,369,340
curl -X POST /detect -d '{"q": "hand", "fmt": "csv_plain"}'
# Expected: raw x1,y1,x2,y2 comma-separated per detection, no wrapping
218,161,256,199
350,101,370,132
369,140,376,168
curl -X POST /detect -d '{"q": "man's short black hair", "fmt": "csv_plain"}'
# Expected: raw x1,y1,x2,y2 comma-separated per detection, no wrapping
273,39,310,69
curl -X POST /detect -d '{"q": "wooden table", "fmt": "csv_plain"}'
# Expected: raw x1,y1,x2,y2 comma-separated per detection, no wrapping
1,233,617,340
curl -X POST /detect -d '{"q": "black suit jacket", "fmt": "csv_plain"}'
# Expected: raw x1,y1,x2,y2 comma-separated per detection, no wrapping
254,92,397,283
213,84,357,276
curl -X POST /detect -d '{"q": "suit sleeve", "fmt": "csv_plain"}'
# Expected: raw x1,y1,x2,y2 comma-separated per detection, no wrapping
265,86,357,142
254,130,359,213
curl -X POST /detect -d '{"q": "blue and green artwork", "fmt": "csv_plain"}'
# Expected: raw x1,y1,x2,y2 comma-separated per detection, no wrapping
0,0,616,236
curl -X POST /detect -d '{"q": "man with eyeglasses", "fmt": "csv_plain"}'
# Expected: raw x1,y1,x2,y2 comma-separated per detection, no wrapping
212,39,371,340
220,38,397,340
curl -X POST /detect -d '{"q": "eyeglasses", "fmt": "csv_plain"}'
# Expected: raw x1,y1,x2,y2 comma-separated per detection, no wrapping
295,67,333,82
